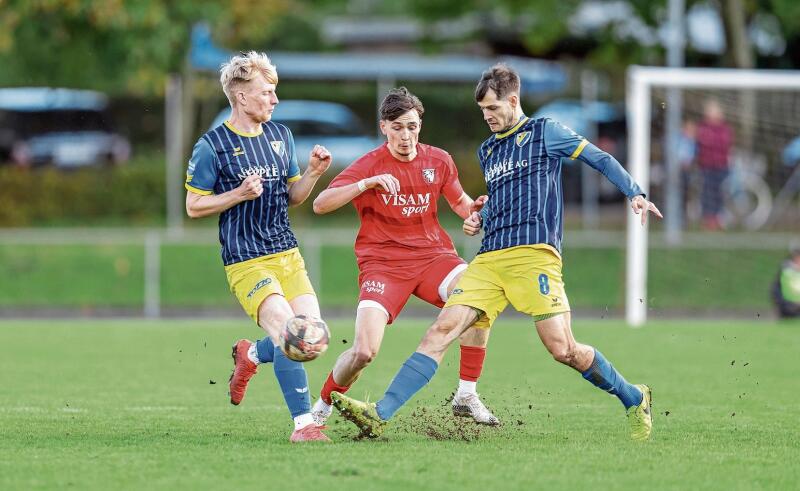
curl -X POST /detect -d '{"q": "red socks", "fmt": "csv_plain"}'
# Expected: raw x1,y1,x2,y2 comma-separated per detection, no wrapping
459,345,486,382
320,371,350,405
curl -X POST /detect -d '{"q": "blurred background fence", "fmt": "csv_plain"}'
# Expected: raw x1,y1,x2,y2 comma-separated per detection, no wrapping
0,226,793,319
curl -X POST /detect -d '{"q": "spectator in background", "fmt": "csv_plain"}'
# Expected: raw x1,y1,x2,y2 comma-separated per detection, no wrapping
678,120,697,168
695,99,733,230
779,135,800,196
677,120,697,222
772,248,800,319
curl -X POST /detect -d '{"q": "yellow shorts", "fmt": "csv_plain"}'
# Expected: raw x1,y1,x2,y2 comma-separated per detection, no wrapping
444,245,570,328
224,248,316,324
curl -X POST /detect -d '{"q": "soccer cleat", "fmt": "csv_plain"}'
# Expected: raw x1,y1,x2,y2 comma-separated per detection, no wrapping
452,392,501,426
330,391,386,438
228,339,258,406
290,423,331,443
311,398,332,426
627,384,652,441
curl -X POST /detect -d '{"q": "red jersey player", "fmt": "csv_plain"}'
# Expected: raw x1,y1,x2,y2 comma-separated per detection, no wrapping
311,87,499,426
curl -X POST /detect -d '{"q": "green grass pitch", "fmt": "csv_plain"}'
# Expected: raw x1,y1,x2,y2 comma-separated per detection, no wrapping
1,318,798,490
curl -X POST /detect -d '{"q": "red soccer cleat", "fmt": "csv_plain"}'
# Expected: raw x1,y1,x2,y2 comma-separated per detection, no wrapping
290,423,331,443
229,339,258,405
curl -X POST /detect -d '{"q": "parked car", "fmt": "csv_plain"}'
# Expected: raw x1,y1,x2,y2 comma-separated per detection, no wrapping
210,100,381,168
0,87,131,167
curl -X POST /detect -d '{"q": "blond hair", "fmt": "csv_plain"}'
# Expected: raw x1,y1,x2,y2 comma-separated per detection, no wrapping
220,51,278,106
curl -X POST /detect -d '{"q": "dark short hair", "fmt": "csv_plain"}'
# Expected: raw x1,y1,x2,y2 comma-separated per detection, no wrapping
474,63,521,102
380,87,424,121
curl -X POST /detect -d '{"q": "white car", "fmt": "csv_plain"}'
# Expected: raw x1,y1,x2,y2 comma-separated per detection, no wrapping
0,87,130,167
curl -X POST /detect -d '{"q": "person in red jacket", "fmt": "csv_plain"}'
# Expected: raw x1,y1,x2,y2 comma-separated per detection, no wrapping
695,99,734,230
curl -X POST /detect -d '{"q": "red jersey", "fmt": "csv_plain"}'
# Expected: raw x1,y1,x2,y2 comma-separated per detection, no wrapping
696,121,733,170
328,143,465,271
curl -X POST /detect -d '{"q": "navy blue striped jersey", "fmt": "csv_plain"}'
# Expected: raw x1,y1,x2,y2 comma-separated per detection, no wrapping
185,120,302,266
477,116,643,255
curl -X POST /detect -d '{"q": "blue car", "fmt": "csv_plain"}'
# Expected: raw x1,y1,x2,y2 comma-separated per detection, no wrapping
0,87,130,167
210,100,382,168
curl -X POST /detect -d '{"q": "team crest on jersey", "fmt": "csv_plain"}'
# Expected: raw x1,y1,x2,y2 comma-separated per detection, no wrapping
270,140,285,156
422,168,435,184
516,131,531,147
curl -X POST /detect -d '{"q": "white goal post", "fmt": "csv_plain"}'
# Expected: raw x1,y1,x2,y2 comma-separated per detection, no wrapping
625,66,800,326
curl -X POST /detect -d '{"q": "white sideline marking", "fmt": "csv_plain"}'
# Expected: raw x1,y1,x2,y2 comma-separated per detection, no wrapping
0,406,47,413
0,406,86,413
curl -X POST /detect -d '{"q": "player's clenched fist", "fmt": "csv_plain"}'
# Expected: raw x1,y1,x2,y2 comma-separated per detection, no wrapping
237,174,264,200
463,211,482,236
308,145,332,177
363,173,400,195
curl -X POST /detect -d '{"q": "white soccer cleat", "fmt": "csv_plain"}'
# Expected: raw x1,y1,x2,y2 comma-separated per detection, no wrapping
311,398,332,426
452,392,500,426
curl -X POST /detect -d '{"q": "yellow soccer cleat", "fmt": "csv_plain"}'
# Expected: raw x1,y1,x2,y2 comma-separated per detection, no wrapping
330,391,386,439
627,384,652,441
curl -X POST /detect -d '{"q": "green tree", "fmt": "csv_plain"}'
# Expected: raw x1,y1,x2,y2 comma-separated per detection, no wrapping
0,0,316,95
404,0,797,69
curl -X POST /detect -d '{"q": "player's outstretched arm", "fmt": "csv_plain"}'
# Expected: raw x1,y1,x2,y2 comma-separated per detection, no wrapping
186,174,264,218
288,145,332,207
312,173,400,214
579,146,663,225
544,120,661,225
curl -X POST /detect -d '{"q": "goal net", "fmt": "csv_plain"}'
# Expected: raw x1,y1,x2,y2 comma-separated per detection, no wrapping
625,66,800,325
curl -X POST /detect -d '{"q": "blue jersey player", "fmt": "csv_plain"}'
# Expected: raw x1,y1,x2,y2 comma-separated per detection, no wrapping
332,63,663,441
185,51,332,442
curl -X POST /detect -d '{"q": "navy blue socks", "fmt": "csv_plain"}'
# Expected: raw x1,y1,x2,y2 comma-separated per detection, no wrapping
375,352,439,420
254,337,310,418
581,349,643,409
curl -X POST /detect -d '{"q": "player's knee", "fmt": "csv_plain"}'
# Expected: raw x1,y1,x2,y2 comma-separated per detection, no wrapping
428,318,457,340
549,344,578,366
352,346,379,367
257,296,282,324
460,327,488,347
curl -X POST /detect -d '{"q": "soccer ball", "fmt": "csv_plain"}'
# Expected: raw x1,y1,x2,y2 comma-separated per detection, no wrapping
279,315,330,362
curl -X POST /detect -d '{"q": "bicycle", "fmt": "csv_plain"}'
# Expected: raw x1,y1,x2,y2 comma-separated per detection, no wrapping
686,149,773,230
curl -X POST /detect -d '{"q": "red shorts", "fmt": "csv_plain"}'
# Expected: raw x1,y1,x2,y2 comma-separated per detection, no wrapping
357,254,467,324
